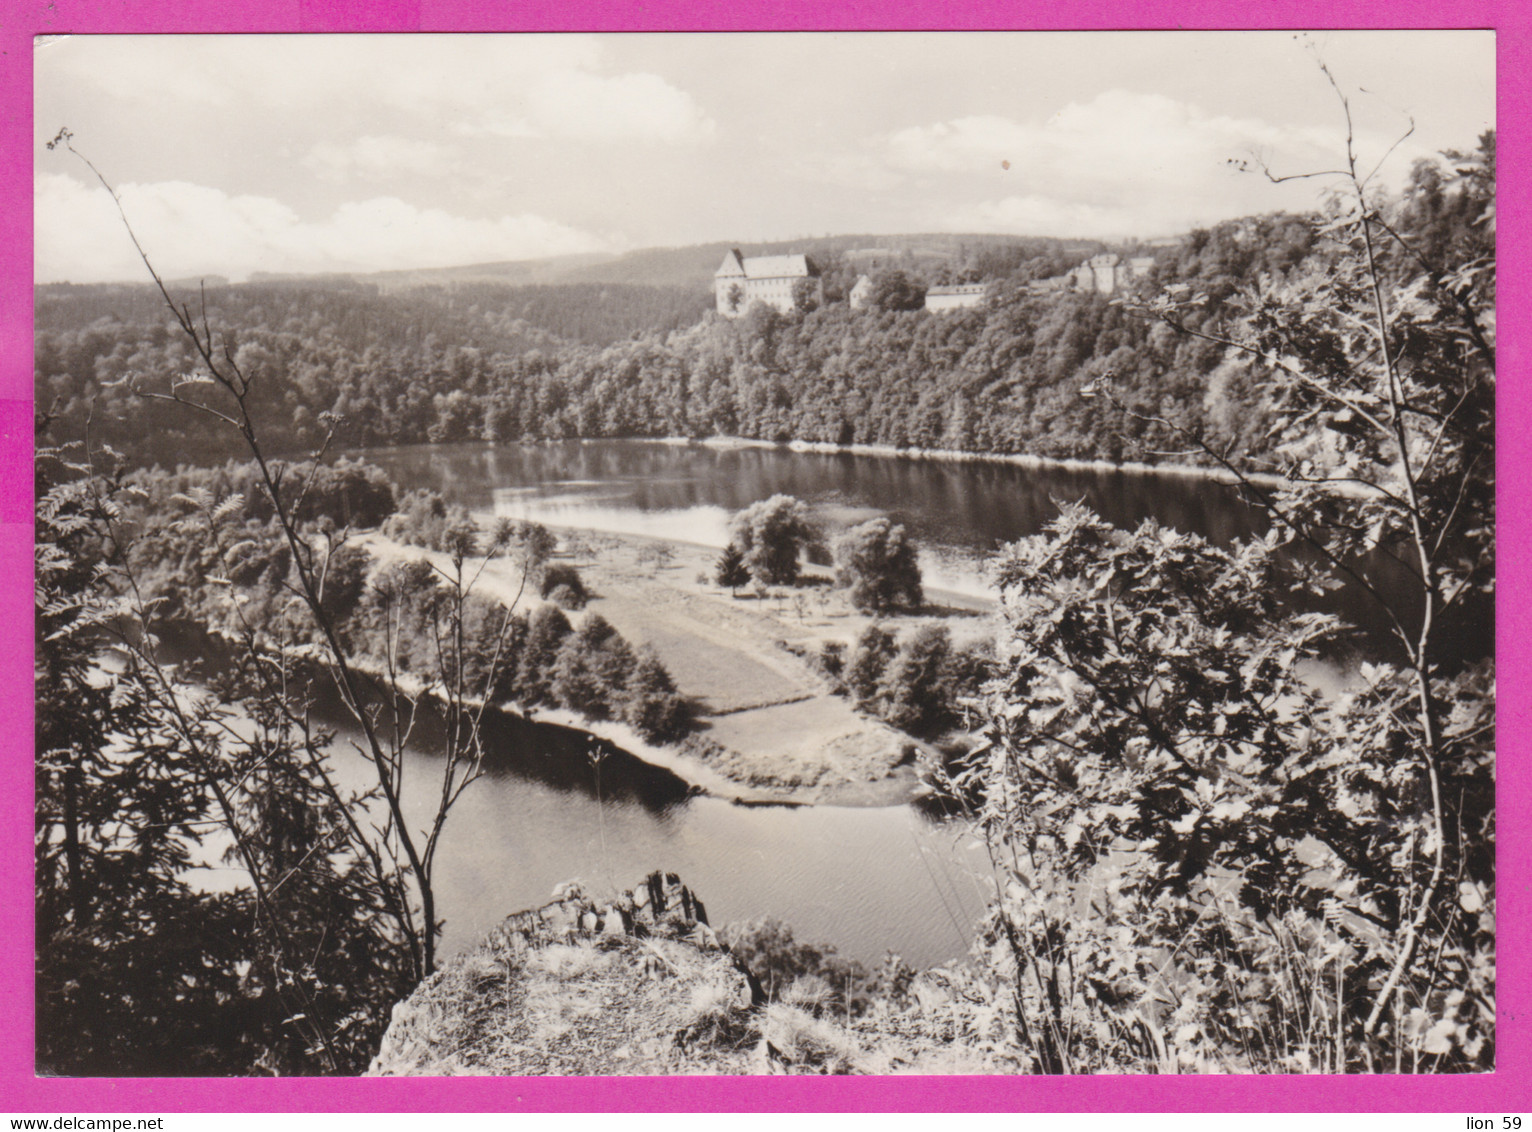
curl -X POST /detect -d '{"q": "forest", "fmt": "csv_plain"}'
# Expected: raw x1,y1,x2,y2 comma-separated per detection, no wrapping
34,123,1496,1075
35,217,1312,471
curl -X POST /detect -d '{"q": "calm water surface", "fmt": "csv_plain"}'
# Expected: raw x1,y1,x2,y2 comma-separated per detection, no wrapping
343,439,1440,966
360,439,1271,598
319,707,995,969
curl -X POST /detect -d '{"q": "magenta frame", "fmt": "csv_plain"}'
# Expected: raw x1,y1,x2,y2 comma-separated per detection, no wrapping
1,0,1524,1112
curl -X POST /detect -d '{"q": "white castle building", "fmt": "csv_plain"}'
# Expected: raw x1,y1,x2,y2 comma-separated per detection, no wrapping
714,249,823,317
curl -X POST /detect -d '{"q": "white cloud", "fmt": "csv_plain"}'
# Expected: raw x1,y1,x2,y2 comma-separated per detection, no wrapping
450,64,716,144
35,172,610,283
965,195,1143,239
521,68,716,143
303,136,455,183
889,89,1436,238
887,91,1345,194
788,150,907,194
43,34,715,146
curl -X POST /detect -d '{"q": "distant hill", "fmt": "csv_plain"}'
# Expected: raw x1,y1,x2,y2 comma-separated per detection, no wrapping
233,233,1110,294
551,234,1105,288
361,251,621,292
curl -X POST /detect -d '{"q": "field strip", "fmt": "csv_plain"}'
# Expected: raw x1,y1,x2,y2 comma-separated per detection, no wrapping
702,692,816,717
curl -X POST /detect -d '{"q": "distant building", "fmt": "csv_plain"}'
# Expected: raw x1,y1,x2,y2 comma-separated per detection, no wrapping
1068,253,1157,295
923,282,988,313
714,249,823,317
848,274,874,310
1025,274,1074,295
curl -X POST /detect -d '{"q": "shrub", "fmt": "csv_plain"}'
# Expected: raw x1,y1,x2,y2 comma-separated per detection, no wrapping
540,563,589,608
833,517,923,613
845,624,897,713
730,495,815,586
717,918,869,1017
966,503,1495,1071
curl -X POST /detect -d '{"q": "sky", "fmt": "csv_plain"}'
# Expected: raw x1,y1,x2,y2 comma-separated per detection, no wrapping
33,31,1495,284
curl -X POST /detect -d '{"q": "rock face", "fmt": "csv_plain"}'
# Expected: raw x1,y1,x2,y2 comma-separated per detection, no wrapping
368,871,1009,1076
367,873,764,1076
496,871,720,945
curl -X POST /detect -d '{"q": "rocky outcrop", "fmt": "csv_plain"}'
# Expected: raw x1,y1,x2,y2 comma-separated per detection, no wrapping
368,872,1010,1076
367,873,763,1076
494,871,722,950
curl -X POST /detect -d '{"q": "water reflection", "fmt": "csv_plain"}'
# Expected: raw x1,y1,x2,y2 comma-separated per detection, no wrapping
361,440,1269,556
166,626,993,967
319,714,994,967
323,438,1490,961
359,439,1443,648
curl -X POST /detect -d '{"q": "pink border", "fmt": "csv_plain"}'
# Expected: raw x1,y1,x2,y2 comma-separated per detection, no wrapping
2,0,1524,1112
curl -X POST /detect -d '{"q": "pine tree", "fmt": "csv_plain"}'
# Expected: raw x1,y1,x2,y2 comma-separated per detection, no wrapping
715,542,750,596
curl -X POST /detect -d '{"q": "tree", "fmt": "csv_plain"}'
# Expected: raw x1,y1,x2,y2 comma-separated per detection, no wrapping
865,269,926,312
726,282,744,315
540,562,589,608
833,517,923,612
715,542,750,596
39,132,534,1069
845,624,898,714
880,624,955,737
36,442,412,1074
624,649,693,744
36,453,248,1074
959,93,1495,1072
516,521,557,571
791,277,820,314
730,494,816,586
518,603,574,705
552,624,613,720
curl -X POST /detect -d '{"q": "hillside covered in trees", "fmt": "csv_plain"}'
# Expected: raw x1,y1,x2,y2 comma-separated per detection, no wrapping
35,222,1308,470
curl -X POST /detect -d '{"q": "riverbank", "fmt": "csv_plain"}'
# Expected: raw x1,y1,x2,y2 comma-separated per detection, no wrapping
648,434,1291,490
357,526,998,808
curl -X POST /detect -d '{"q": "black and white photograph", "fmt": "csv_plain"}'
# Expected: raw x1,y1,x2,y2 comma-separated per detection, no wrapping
32,30,1496,1078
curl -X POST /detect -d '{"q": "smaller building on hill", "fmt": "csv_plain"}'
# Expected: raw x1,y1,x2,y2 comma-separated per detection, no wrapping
848,274,874,310
924,282,988,313
715,249,823,317
1069,253,1157,295
1025,274,1074,295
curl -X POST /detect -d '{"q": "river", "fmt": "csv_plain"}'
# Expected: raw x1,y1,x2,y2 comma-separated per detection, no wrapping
341,438,1451,968
359,438,1277,599
313,705,996,971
